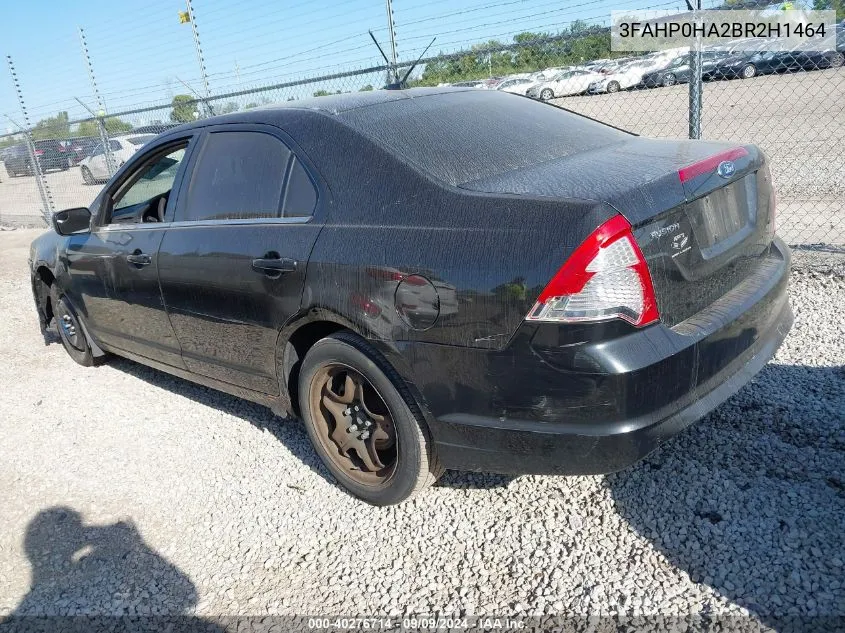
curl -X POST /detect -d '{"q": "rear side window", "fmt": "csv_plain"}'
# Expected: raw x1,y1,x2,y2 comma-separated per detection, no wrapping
109,140,122,151
181,131,291,222
283,157,317,218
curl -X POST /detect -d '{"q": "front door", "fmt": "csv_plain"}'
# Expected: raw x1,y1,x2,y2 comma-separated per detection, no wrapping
70,138,195,366
157,125,325,394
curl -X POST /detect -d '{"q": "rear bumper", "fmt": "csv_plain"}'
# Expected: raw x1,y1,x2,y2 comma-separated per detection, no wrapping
401,239,792,475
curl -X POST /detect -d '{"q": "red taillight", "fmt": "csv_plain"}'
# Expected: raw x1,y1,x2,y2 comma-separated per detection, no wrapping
527,214,659,327
34,149,44,156
678,147,748,183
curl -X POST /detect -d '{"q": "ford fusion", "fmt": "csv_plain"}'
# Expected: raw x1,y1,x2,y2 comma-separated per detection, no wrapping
29,88,792,505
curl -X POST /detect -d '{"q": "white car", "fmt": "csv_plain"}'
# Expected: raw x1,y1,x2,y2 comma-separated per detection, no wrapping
526,69,603,100
495,77,536,95
79,134,156,184
588,61,658,94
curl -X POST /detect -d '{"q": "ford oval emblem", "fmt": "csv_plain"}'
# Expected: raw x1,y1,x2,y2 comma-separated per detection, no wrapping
717,160,736,179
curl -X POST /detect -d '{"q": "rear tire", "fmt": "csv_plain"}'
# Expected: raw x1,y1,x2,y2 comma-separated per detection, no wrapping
539,88,554,100
741,64,757,79
828,52,844,68
298,331,442,505
51,288,96,367
607,80,621,93
662,73,676,87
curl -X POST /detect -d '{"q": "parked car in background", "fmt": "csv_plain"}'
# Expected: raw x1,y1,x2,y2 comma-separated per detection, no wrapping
132,123,182,135
494,76,536,94
61,137,100,166
706,49,802,80
31,88,792,505
642,51,730,87
79,134,156,183
526,69,603,99
588,60,657,93
3,140,70,176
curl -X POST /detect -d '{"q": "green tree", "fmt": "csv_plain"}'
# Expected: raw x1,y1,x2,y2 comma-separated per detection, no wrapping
813,0,845,19
31,112,70,140
313,90,332,97
359,84,374,91
170,94,198,123
76,117,133,137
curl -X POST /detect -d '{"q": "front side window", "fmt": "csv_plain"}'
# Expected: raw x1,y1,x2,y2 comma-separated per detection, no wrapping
109,140,122,152
180,131,292,222
112,146,187,214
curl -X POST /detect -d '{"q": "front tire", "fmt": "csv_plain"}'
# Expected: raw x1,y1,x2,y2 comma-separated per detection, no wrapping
298,331,441,505
741,64,757,79
539,88,554,100
52,289,96,367
662,73,677,87
607,80,621,93
828,52,844,68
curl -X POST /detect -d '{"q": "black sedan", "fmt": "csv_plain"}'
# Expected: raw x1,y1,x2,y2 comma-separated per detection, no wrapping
642,51,730,87
706,49,808,80
3,140,71,176
29,88,792,505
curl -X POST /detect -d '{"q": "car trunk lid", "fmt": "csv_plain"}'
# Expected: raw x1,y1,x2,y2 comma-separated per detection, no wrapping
460,138,776,327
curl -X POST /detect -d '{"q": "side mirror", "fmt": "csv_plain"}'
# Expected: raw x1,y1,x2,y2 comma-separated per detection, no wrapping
53,207,92,236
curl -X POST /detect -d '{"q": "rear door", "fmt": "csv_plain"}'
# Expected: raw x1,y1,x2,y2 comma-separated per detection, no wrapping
157,124,325,395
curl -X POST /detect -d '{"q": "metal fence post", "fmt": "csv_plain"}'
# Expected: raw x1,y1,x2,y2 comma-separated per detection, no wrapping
6,55,54,224
185,0,213,117
78,27,116,176
688,0,703,139
385,0,399,84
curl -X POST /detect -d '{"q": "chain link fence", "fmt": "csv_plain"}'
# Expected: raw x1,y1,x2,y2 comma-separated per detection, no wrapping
1,4,843,268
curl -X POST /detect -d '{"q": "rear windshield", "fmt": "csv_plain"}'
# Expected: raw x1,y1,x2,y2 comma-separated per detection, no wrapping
338,90,626,186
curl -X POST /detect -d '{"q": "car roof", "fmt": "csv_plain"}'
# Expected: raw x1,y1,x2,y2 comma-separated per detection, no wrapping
168,87,478,134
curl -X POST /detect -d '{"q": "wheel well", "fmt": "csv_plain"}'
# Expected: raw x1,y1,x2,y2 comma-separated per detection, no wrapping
35,266,55,323
283,321,349,416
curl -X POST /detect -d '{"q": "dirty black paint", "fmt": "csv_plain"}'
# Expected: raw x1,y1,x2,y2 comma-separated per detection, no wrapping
29,88,792,476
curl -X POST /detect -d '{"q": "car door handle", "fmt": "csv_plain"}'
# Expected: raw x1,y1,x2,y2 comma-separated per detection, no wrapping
126,252,152,266
251,257,297,275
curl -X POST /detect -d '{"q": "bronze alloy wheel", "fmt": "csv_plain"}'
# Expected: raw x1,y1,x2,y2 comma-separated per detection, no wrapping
308,363,397,486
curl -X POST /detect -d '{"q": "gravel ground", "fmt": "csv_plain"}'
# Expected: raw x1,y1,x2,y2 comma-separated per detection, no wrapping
0,228,843,631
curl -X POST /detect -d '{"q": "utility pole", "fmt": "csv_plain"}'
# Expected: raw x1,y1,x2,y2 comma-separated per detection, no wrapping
185,0,213,116
78,27,116,176
385,0,399,84
6,56,54,224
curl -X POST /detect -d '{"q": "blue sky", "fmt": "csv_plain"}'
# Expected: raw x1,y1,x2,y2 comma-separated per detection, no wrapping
0,0,704,131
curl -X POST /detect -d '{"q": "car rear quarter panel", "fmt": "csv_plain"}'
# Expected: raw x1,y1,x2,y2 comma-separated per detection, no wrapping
278,110,616,353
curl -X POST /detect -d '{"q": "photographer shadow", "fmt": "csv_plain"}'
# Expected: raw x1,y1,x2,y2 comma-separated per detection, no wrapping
3,506,224,632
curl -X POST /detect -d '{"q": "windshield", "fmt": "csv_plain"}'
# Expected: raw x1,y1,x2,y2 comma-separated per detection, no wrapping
339,90,626,186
